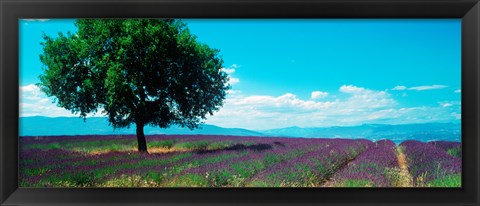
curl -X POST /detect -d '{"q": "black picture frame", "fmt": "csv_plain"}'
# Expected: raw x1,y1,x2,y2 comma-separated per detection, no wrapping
1,0,479,205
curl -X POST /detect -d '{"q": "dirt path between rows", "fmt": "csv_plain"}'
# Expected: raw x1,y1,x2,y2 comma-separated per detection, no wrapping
396,147,413,187
320,151,367,187
322,146,414,187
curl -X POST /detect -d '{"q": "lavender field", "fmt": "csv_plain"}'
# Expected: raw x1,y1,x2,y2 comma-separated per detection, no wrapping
19,135,461,187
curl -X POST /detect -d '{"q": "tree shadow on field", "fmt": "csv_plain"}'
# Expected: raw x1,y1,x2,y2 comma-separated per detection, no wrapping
273,142,286,147
196,143,273,154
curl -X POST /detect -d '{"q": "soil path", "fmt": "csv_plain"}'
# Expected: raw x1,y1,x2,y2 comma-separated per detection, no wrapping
320,151,366,187
396,147,413,187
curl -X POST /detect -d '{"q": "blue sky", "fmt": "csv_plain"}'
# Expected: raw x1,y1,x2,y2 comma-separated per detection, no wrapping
19,19,461,130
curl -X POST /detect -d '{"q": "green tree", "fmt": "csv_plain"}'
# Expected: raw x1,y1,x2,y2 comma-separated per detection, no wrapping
38,19,229,153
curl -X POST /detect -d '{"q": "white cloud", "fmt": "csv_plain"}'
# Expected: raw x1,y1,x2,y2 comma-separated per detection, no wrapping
438,101,461,108
206,85,400,130
20,84,39,92
227,90,242,95
454,89,461,93
222,68,236,75
228,77,240,85
451,112,461,120
311,91,328,99
206,96,331,130
408,85,447,91
442,103,453,107
392,86,407,91
222,64,240,85
23,19,50,22
233,93,334,111
20,102,73,117
19,84,103,117
206,84,460,130
340,85,365,93
362,106,459,124
339,85,396,110
20,84,44,101
221,64,239,74
392,85,448,91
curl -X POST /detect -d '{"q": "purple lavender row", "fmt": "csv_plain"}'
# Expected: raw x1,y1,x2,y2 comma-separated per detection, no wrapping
428,141,462,158
19,134,271,174
20,135,138,145
330,140,399,187
173,139,320,186
428,141,461,151
20,149,183,186
400,140,461,184
25,138,284,187
102,138,315,186
250,139,373,187
19,136,294,186
20,148,150,173
100,148,251,185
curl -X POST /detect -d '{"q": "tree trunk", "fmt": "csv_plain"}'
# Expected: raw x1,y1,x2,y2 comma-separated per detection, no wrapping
136,122,148,153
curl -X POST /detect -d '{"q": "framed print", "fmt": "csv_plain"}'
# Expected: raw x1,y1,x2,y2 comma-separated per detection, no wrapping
1,0,479,205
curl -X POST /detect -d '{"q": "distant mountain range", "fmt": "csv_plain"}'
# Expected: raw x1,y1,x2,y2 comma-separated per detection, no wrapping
19,116,264,137
19,116,461,143
261,123,461,143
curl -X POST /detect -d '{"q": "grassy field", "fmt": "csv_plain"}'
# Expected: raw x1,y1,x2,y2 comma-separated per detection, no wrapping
19,135,461,187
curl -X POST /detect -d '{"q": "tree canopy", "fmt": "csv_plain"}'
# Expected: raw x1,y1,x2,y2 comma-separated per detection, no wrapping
38,19,230,152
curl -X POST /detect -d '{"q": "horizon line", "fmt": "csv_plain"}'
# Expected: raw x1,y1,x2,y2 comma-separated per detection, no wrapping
20,115,461,131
